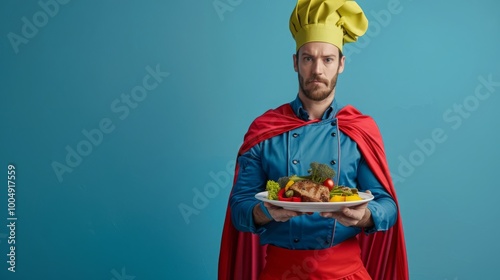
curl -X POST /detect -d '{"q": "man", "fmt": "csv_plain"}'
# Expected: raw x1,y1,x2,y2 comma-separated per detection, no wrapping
219,0,409,279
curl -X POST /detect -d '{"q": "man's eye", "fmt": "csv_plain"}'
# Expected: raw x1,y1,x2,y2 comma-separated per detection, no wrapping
304,57,312,62
325,58,333,63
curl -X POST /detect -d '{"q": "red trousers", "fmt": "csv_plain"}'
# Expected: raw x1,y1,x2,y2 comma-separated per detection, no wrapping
259,238,372,280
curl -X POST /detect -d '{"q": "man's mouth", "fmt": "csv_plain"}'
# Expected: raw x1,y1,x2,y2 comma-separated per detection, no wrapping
309,80,326,85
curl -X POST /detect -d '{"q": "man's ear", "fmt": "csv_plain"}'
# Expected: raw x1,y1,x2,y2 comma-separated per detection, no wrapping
338,55,346,74
293,53,298,72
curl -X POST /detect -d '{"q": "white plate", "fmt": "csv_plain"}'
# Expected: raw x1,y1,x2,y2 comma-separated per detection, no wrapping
254,191,374,212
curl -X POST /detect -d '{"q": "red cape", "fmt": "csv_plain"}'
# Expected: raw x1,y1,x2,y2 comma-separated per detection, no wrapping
218,104,409,280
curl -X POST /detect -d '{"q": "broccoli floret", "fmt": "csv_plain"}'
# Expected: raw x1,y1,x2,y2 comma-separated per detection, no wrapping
287,162,335,184
266,180,281,200
308,162,335,183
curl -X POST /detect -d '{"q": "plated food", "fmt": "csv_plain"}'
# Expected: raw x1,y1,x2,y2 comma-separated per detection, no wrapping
254,191,373,213
265,162,364,203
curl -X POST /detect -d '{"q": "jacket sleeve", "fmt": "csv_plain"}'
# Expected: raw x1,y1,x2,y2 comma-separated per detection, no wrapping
229,145,267,234
357,157,397,232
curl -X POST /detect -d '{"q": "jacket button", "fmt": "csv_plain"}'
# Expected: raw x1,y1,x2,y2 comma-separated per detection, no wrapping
292,160,299,165
330,160,336,165
293,133,299,138
331,132,336,137
331,120,337,126
293,238,300,243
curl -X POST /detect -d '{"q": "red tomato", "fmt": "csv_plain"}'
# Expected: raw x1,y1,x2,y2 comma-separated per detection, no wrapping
322,179,334,191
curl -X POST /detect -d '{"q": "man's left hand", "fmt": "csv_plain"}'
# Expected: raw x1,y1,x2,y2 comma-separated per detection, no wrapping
319,190,374,228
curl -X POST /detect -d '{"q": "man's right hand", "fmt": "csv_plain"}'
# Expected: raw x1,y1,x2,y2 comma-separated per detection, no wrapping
253,202,303,226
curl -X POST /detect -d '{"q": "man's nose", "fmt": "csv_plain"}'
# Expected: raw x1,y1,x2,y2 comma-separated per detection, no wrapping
312,60,323,75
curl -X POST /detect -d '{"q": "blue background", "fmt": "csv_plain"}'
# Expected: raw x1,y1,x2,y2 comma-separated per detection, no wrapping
1,0,499,279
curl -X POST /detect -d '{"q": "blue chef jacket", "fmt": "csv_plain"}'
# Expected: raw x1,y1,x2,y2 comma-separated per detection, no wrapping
229,96,397,250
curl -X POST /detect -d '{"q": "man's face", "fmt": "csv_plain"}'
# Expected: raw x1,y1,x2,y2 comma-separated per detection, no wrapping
293,42,345,102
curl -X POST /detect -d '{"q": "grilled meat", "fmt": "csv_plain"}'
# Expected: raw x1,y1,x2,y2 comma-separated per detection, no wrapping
289,180,330,202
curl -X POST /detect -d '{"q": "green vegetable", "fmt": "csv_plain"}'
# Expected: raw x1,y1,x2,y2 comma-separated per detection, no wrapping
277,176,291,189
286,162,336,184
329,185,358,197
268,162,335,201
266,180,281,200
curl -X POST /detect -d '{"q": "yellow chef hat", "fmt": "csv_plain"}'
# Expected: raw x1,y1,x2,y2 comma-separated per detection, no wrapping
289,0,368,52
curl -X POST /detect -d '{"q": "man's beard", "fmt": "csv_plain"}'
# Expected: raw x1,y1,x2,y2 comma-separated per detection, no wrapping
298,71,338,102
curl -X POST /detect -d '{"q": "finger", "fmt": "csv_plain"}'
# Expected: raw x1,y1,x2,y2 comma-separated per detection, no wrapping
337,217,358,227
264,202,278,209
345,202,368,213
341,207,365,220
320,211,342,218
284,210,301,217
320,212,333,218
321,211,360,226
264,203,285,213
